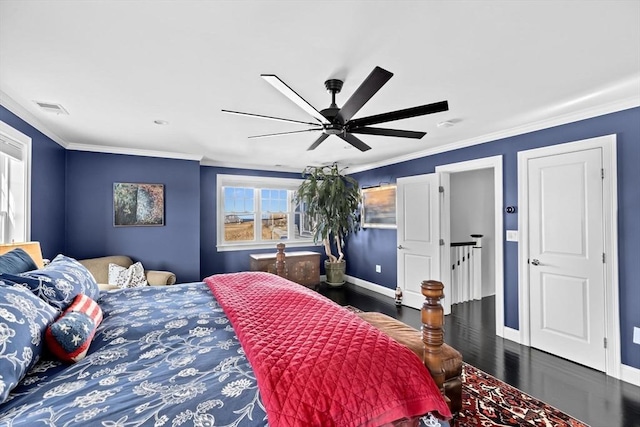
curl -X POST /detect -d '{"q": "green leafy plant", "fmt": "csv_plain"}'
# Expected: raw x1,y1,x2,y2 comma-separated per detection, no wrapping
295,163,361,263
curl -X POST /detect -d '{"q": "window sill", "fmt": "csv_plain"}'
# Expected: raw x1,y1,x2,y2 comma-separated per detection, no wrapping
216,240,319,252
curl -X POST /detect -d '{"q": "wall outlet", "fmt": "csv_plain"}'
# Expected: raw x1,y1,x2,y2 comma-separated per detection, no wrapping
633,327,640,345
506,230,518,242
375,264,381,273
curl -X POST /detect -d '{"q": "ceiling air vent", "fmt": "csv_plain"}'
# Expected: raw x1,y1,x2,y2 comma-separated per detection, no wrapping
34,101,69,115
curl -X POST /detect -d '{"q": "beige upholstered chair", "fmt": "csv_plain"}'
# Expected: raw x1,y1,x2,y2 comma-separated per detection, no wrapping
78,255,176,290
0,242,177,291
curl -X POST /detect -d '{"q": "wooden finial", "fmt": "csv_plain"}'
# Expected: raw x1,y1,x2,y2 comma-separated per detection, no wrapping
275,243,286,277
421,280,445,395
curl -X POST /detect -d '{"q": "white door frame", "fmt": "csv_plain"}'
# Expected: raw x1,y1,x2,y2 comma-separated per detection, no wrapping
435,155,504,336
517,134,620,378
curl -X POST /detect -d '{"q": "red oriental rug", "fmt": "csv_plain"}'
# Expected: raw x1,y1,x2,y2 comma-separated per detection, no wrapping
454,363,589,427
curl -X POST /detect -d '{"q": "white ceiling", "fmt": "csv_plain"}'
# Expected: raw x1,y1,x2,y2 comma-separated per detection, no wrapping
1,1,639,173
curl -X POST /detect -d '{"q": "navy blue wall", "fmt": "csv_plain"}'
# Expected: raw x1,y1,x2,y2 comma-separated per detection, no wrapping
0,106,66,258
200,165,324,280
4,102,638,370
347,107,640,369
65,151,201,282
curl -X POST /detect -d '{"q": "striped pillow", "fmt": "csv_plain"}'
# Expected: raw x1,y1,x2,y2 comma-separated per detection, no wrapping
45,294,103,363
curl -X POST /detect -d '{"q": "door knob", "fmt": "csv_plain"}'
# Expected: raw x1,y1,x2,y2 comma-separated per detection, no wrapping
531,259,540,266
397,245,404,249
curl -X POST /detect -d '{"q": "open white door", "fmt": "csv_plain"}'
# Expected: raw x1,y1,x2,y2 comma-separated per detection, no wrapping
397,173,448,311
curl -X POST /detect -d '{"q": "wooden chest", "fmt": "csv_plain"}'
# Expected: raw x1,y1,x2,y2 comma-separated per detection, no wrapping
250,251,321,288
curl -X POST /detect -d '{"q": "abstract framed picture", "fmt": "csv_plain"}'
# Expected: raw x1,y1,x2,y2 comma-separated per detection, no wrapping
361,185,397,229
113,183,164,226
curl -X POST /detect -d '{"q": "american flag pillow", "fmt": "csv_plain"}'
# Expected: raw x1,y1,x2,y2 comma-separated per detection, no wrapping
45,293,103,362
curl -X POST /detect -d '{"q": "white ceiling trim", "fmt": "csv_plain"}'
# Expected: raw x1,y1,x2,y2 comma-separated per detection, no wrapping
0,90,68,148
3,89,638,173
200,158,300,173
2,90,203,162
66,142,203,162
348,94,640,174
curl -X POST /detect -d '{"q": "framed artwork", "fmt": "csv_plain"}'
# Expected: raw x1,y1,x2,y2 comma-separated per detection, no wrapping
113,183,164,226
361,185,396,229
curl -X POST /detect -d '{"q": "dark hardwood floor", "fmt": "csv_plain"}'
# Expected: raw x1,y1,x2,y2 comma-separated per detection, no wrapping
318,283,640,427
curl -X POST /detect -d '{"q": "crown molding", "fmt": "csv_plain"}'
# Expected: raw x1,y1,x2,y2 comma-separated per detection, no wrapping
1,91,203,162
200,158,301,173
66,142,203,162
4,87,638,173
348,95,640,174
0,90,69,148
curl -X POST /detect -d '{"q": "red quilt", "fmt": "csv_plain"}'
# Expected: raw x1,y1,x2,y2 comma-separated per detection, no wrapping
205,272,451,427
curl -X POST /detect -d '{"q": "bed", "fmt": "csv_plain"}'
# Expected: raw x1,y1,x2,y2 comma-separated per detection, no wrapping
0,244,453,427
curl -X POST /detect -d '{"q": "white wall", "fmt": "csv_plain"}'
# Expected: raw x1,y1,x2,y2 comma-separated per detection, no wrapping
450,168,495,297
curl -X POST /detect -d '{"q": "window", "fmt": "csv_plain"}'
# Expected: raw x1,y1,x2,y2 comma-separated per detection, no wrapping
217,174,314,251
0,121,31,244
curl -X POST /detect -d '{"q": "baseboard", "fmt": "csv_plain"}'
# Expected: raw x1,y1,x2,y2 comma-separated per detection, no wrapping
620,363,640,387
344,275,396,300
502,327,521,344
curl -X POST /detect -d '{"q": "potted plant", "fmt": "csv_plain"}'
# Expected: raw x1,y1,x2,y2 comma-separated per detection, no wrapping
295,163,360,286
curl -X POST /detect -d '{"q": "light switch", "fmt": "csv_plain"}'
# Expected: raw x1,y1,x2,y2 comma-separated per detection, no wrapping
506,230,518,242
634,327,640,345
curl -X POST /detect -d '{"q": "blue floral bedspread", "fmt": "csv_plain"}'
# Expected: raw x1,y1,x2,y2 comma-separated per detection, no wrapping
0,282,449,427
0,282,267,427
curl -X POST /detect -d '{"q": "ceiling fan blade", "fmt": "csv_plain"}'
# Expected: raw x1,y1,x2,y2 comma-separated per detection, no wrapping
337,66,393,123
347,100,449,128
307,133,329,151
222,109,320,126
248,128,322,139
338,133,372,152
349,127,426,139
261,74,330,125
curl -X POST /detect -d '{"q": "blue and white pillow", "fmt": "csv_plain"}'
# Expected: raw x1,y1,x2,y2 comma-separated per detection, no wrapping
0,281,59,403
0,248,38,275
0,254,99,311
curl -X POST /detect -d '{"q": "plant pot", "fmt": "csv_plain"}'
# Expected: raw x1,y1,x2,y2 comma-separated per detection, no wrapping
324,259,346,286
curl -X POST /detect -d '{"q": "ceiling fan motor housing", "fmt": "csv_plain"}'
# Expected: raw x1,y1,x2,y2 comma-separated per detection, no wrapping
322,79,345,131
324,79,343,94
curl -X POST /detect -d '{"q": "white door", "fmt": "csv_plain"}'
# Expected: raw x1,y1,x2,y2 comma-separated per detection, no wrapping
397,174,442,309
528,147,606,371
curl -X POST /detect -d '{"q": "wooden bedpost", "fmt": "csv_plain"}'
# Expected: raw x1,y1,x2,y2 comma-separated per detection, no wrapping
275,243,287,278
421,280,446,396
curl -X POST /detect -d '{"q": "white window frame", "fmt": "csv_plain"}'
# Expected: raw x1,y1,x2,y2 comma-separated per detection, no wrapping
0,120,31,243
216,174,316,252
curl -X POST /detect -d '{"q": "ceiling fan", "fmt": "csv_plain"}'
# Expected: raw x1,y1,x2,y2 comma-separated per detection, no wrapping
222,66,449,152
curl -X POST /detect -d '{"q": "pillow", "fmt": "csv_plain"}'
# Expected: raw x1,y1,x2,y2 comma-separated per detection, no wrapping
45,294,103,363
0,281,59,403
108,262,147,288
0,254,100,311
0,248,38,274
